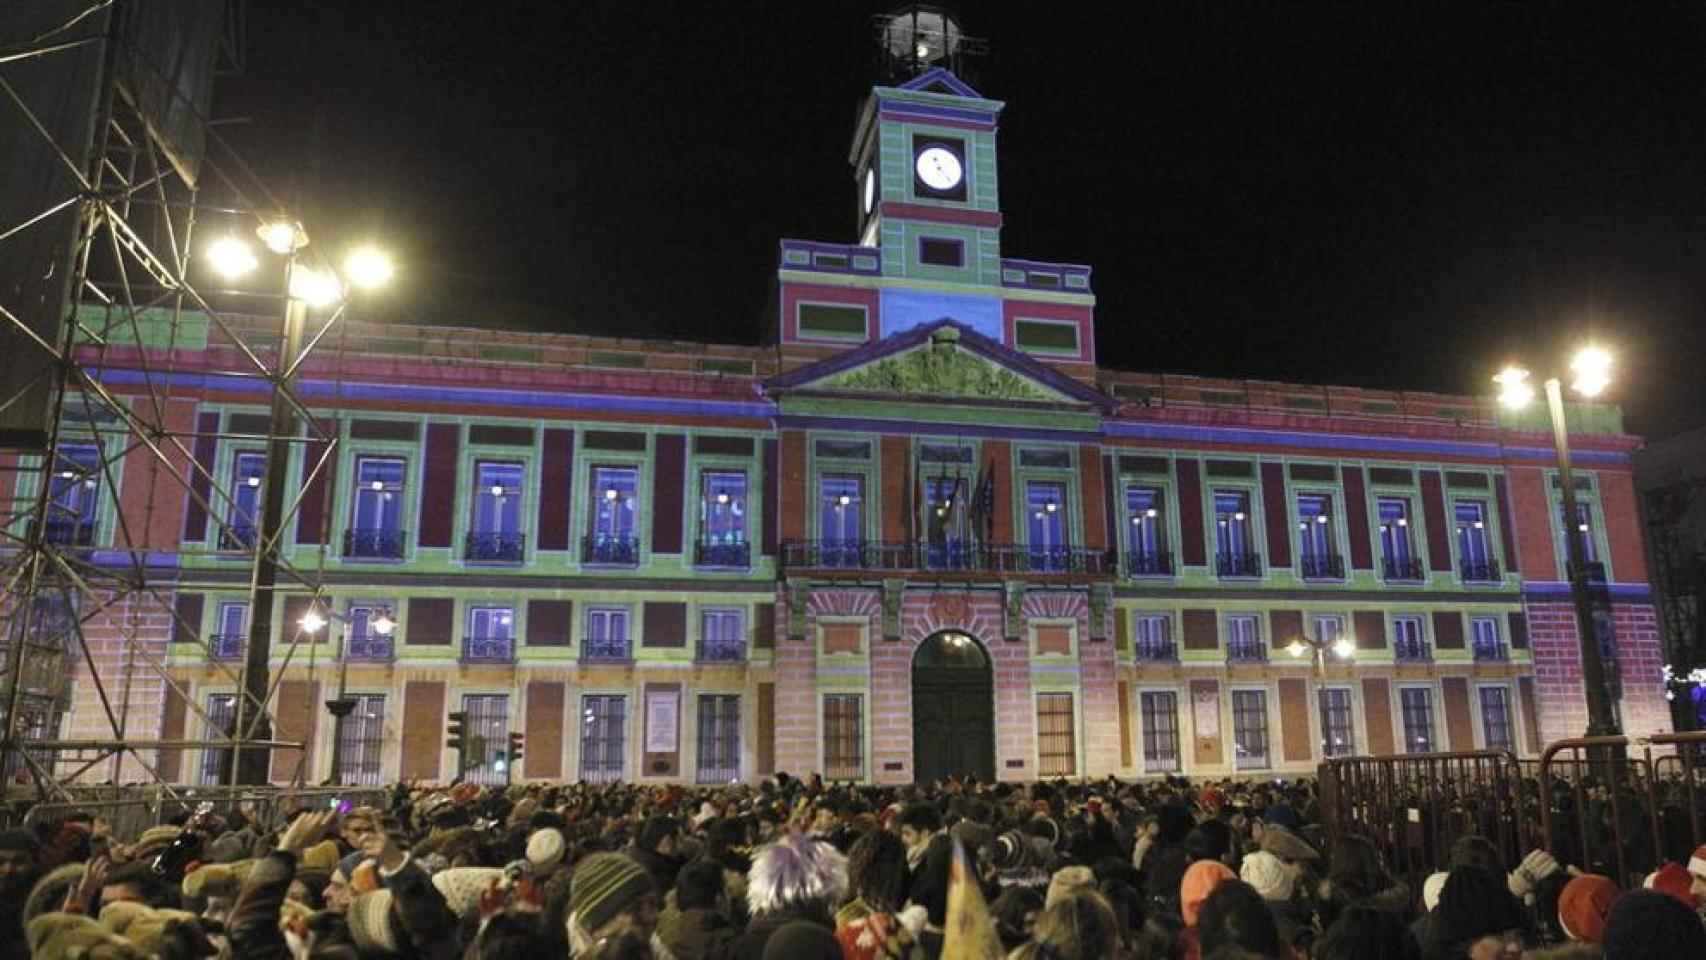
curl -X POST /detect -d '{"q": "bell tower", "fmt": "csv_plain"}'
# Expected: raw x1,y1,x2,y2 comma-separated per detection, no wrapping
850,8,1004,292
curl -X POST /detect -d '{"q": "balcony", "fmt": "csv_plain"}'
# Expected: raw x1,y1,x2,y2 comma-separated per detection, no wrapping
1134,637,1178,662
343,528,405,560
1472,640,1508,662
1227,639,1266,663
1216,551,1263,578
465,531,525,563
1460,558,1503,583
1382,556,1426,582
345,635,394,662
581,535,638,567
694,539,750,569
208,633,244,661
41,518,96,547
697,638,746,663
219,523,257,551
1298,553,1344,580
580,640,631,663
1126,551,1175,577
461,635,514,664
779,540,1117,577
1394,637,1431,663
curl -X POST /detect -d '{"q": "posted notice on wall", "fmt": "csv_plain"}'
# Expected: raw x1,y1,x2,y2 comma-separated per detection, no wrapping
645,690,679,753
1192,688,1220,740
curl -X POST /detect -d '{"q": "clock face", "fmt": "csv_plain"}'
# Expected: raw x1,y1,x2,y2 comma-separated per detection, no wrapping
914,146,963,192
862,168,876,214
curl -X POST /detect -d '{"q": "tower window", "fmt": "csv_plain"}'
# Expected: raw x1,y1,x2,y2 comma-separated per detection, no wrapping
918,237,964,267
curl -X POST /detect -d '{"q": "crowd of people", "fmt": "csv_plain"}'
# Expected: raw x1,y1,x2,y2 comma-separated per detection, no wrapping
0,773,1703,959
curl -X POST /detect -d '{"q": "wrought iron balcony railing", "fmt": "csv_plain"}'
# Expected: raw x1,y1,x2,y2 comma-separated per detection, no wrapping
1381,555,1426,582
1460,558,1502,583
208,633,244,661
581,535,639,567
343,528,406,560
779,540,1116,576
345,635,394,662
1227,639,1267,663
219,523,257,550
465,531,525,563
1394,636,1431,663
1126,550,1175,577
42,518,96,547
1134,638,1178,662
580,640,632,663
1298,553,1344,580
1472,640,1508,662
461,635,514,664
697,638,746,663
1216,551,1263,578
694,539,750,568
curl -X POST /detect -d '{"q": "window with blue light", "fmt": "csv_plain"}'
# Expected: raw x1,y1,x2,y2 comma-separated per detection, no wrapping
590,467,638,541
352,458,404,533
46,444,100,543
472,462,523,535
1214,490,1255,574
818,474,864,566
1296,493,1334,559
925,474,969,568
1026,482,1066,570
700,472,747,544
1125,486,1166,563
1378,497,1414,564
1559,502,1599,564
227,451,265,548
584,606,631,660
1454,500,1490,564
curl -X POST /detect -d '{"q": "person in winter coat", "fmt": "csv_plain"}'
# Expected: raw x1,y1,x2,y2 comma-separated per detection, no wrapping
835,829,925,960
656,859,737,960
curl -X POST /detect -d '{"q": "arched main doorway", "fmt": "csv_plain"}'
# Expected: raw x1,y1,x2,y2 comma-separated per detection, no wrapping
912,630,995,783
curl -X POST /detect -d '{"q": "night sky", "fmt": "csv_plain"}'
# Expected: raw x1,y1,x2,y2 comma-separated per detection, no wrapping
220,3,1706,438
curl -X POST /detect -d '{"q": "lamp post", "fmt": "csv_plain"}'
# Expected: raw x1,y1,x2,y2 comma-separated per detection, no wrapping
207,224,391,783
1286,633,1356,674
1493,348,1620,737
298,604,395,785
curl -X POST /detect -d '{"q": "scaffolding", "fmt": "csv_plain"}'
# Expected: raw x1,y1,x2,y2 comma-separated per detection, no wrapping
0,0,345,801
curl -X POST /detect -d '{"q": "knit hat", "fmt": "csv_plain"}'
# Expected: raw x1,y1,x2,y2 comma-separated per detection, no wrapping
527,827,566,871
181,859,254,900
693,802,718,829
98,900,153,938
747,833,848,917
431,866,504,919
1643,861,1700,909
1427,866,1526,945
993,830,1038,870
571,853,654,935
26,913,133,959
1258,826,1319,862
299,838,341,873
205,832,249,864
1180,860,1236,927
762,919,843,960
1421,871,1449,912
1603,890,1706,959
347,889,400,954
1239,850,1295,902
1689,843,1706,880
23,862,87,927
133,824,183,854
1261,803,1301,831
1045,865,1095,909
1558,874,1619,944
1197,787,1226,811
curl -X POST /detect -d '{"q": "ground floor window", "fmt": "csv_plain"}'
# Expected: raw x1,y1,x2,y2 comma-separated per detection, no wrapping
462,694,510,785
580,695,627,784
199,693,236,785
823,694,863,780
337,694,386,785
1232,689,1270,770
696,695,741,784
1036,693,1077,776
1140,691,1180,773
1479,686,1514,752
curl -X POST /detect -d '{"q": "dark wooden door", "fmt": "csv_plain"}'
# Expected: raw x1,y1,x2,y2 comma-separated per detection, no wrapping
912,632,994,783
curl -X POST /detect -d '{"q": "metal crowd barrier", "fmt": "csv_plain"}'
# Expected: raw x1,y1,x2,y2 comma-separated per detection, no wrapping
3,784,392,838
1538,731,1706,887
1320,750,1531,883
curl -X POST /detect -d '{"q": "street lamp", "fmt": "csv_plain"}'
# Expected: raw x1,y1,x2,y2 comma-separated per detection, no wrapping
1287,633,1355,672
298,604,395,785
220,218,394,784
1494,346,1620,736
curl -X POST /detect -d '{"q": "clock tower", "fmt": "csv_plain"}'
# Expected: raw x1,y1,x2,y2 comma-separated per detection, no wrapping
775,7,1095,373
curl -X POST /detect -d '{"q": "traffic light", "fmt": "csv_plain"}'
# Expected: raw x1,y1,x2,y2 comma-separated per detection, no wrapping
447,711,468,772
508,730,524,764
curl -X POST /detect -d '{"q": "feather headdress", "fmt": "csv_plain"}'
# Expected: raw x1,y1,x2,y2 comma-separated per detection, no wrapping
747,829,847,916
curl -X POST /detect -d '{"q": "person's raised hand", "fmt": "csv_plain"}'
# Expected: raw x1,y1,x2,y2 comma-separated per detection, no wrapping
276,809,336,855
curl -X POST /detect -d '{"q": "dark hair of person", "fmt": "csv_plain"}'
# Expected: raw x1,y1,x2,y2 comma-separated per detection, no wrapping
1325,835,1390,902
845,828,908,912
1445,835,1502,874
990,886,1044,951
1196,880,1283,958
1130,911,1184,960
675,858,725,912
1315,904,1421,960
467,910,560,960
1186,820,1234,863
1098,878,1146,949
896,802,942,834
638,816,678,853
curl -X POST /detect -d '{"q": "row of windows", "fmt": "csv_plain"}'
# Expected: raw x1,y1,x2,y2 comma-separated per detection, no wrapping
197,601,751,663
1127,611,1510,663
196,691,746,786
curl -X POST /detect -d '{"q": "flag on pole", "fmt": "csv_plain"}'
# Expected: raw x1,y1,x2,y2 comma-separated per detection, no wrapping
941,838,1002,960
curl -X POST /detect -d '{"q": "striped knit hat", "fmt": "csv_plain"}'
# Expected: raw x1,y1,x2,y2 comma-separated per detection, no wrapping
571,853,653,935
